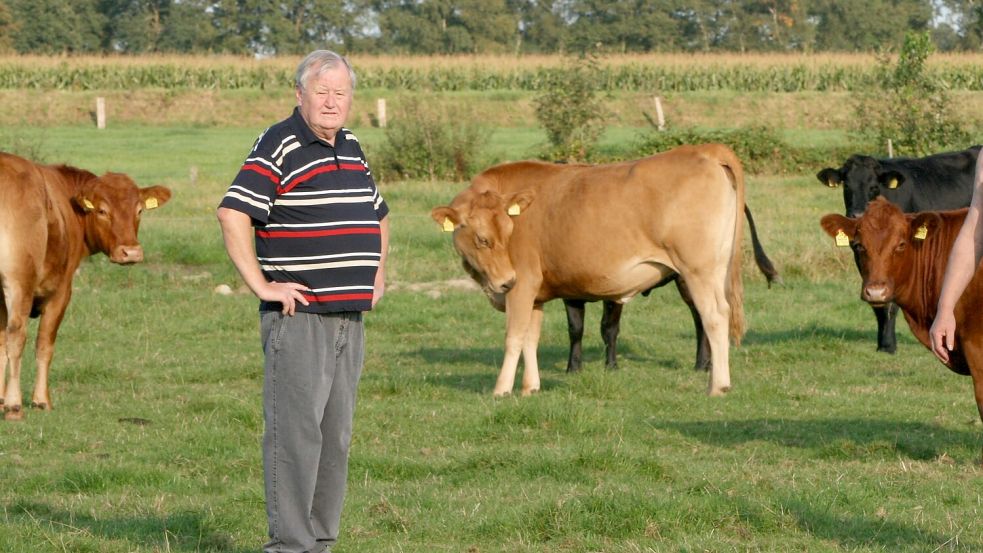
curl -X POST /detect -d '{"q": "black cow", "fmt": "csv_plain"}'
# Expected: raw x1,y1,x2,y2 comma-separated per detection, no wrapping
563,205,780,373
817,145,981,353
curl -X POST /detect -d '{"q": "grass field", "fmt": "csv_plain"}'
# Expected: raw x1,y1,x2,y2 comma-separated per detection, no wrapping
2,86,983,553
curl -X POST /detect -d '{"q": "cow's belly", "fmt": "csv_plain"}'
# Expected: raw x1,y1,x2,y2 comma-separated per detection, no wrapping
546,256,676,303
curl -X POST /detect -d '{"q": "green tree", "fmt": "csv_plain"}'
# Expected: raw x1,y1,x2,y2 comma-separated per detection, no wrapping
809,0,932,51
7,0,106,53
854,31,969,156
566,0,680,53
374,0,518,54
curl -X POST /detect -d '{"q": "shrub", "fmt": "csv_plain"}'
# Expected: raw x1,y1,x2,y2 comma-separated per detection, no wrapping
533,56,608,161
630,126,782,173
853,31,969,156
373,97,488,182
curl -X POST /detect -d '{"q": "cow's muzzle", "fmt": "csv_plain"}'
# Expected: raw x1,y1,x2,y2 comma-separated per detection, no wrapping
489,276,516,294
111,245,144,264
862,283,891,306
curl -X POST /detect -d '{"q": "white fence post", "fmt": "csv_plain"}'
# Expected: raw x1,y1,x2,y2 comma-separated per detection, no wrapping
377,98,387,128
653,96,666,131
96,97,106,129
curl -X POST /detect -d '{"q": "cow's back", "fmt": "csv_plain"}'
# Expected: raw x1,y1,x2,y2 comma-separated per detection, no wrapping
481,145,742,300
0,153,79,298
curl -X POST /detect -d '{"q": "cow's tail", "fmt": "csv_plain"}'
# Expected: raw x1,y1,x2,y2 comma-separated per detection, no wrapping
718,146,747,345
744,204,781,287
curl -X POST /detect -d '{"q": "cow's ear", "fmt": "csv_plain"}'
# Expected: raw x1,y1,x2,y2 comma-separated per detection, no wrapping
820,213,857,246
877,170,905,190
72,194,96,213
140,186,172,210
817,168,842,188
910,212,942,243
431,206,462,232
505,189,535,217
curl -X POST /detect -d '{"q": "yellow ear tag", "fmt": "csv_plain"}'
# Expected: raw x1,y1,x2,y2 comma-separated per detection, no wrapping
888,178,899,189
835,230,850,247
83,198,95,211
914,223,928,241
145,197,159,209
442,217,455,232
826,179,838,188
507,203,521,216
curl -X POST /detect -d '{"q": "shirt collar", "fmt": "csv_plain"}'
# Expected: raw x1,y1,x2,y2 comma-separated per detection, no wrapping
289,107,347,146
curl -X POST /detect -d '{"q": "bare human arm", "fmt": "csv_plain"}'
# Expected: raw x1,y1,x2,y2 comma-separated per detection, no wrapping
217,206,310,316
930,150,983,363
372,215,390,308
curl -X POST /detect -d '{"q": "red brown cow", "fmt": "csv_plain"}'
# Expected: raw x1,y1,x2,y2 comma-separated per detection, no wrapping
432,144,754,397
0,152,171,420
820,197,983,456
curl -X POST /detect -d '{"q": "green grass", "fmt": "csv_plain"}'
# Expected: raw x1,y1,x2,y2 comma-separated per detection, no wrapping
2,125,983,552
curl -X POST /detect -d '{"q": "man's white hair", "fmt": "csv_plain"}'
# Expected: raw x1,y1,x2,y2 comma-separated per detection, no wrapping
295,50,356,92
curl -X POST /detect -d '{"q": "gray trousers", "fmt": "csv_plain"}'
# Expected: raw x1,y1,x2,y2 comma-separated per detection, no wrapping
260,310,365,553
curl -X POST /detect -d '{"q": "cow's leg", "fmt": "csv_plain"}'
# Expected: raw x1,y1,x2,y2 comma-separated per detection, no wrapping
873,303,899,353
520,305,544,395
676,272,731,396
494,287,537,396
31,287,70,410
960,338,983,464
0,307,7,407
2,284,33,420
600,301,623,370
563,299,586,373
674,278,711,371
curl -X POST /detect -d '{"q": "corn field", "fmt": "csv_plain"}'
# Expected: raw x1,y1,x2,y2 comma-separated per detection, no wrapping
4,53,983,92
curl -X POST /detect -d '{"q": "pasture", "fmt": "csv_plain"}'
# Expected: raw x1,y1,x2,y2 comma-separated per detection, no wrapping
2,60,983,551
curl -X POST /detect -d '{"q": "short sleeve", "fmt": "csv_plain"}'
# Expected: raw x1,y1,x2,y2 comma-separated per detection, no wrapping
218,129,284,224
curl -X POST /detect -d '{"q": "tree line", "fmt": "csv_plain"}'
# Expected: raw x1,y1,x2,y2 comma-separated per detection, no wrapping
1,0,982,56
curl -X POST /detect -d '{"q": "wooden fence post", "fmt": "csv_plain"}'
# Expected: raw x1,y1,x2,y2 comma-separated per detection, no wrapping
653,96,666,131
887,139,893,158
377,98,387,128
96,97,106,129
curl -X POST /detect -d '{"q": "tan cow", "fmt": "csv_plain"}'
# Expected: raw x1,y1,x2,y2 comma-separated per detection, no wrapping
0,152,171,420
431,144,754,397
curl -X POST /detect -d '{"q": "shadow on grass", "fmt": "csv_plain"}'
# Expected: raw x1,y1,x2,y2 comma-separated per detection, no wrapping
780,496,977,551
741,324,892,346
5,501,253,553
653,417,980,461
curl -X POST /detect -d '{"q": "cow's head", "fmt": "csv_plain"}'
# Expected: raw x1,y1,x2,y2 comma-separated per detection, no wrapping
820,197,937,306
73,172,171,264
431,188,535,295
817,156,909,218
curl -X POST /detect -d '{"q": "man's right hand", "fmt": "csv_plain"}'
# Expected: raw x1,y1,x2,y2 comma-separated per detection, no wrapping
929,310,956,364
258,281,310,316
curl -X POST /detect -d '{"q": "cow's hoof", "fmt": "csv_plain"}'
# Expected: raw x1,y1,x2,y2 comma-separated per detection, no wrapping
708,386,731,397
4,405,23,421
31,401,50,411
493,390,512,397
876,347,897,355
521,388,540,397
565,365,581,373
605,363,619,371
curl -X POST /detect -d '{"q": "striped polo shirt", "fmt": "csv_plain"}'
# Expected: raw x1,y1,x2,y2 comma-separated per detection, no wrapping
220,107,389,313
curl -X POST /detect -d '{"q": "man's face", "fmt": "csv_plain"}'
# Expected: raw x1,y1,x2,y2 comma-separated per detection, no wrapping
295,63,353,144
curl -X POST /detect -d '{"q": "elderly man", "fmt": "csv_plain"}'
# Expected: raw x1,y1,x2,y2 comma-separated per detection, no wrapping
217,50,389,553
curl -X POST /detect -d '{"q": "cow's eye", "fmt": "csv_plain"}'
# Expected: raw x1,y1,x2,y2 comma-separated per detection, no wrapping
852,242,865,253
475,236,490,248
895,241,906,253
97,207,109,217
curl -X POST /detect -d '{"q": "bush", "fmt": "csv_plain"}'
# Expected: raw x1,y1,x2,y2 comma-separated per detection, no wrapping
853,31,969,156
602,125,862,175
373,97,488,182
533,56,608,161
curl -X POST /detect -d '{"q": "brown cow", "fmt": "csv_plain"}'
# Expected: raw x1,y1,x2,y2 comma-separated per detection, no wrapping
0,152,171,420
432,144,755,397
820,197,983,456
